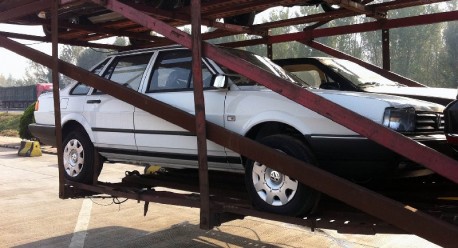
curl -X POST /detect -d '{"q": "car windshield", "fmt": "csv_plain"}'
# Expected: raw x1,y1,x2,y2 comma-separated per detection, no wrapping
320,59,402,88
220,48,311,88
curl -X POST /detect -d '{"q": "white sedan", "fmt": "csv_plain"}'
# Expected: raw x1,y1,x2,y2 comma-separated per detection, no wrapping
30,46,447,216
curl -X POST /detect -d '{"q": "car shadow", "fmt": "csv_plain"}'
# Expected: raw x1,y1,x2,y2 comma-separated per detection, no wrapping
13,222,287,248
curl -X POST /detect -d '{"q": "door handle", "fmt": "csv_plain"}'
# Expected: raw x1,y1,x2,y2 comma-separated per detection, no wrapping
86,99,101,104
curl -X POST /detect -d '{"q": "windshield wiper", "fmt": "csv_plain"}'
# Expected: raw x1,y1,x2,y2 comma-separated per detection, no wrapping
360,81,405,87
359,82,380,87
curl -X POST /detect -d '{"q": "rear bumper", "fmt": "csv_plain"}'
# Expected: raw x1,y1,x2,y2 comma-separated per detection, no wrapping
29,124,56,146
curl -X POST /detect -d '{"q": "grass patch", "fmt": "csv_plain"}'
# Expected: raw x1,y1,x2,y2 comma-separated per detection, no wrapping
0,112,21,137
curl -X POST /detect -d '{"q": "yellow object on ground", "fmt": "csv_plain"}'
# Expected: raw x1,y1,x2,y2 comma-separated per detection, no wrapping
144,165,161,174
18,140,42,157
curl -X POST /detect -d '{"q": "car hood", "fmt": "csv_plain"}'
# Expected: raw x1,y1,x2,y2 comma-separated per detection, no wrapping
362,86,456,106
314,89,445,113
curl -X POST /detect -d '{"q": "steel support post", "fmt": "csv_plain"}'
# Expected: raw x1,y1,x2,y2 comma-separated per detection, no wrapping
50,0,66,199
191,0,212,230
382,29,390,71
2,36,457,246
267,43,273,60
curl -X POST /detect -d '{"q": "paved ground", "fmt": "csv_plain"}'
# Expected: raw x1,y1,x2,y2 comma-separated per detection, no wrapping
0,136,440,248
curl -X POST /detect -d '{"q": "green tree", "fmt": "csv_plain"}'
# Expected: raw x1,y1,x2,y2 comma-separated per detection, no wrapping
386,5,454,87
0,74,8,87
443,20,458,88
18,102,36,140
23,61,51,85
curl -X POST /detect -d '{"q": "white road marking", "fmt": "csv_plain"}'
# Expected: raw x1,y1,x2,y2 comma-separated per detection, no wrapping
69,198,93,248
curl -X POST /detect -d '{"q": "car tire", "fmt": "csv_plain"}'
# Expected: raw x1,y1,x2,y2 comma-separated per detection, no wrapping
245,134,320,216
62,129,102,184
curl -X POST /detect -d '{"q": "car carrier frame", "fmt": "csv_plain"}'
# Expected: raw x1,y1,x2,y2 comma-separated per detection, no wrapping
0,0,457,246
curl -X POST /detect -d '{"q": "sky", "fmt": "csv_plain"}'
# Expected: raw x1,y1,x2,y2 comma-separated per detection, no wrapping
0,24,53,79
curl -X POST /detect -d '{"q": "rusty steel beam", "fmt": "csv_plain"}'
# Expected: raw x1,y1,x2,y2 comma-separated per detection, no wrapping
203,0,304,19
373,0,451,12
0,0,51,23
50,0,66,199
59,39,124,50
191,0,212,230
311,11,458,38
66,181,202,208
254,9,356,31
382,28,390,71
270,11,458,43
1,35,457,246
0,28,124,50
0,31,47,42
221,11,458,48
120,1,256,34
304,40,425,87
55,21,165,42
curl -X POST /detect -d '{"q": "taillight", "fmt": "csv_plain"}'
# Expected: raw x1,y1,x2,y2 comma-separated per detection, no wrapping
34,100,39,111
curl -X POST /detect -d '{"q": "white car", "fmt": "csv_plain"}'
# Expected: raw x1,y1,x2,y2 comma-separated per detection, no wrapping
30,46,447,216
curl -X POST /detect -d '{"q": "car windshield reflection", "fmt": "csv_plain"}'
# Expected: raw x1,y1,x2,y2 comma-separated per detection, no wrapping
320,59,402,88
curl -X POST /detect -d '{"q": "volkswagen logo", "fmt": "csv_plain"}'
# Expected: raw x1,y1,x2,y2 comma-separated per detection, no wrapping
270,170,281,182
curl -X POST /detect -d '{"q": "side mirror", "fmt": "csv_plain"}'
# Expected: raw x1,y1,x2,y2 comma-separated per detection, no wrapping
213,75,227,88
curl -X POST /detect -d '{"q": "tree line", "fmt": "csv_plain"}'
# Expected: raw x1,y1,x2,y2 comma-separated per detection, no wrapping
268,3,458,88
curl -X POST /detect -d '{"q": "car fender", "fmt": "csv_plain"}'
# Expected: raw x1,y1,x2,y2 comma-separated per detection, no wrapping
61,113,95,142
241,110,316,136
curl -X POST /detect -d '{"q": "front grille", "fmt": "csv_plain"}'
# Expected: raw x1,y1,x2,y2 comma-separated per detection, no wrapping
415,112,444,132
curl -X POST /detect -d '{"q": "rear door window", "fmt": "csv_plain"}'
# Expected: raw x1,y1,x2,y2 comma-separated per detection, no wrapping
94,53,153,94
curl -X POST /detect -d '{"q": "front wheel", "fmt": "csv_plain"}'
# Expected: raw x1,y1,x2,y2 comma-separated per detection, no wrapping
63,129,102,184
245,135,320,216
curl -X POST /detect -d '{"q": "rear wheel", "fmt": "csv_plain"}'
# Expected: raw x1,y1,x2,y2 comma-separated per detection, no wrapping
245,134,320,216
63,129,102,184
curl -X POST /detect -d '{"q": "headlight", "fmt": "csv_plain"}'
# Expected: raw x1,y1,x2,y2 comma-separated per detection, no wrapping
383,107,415,132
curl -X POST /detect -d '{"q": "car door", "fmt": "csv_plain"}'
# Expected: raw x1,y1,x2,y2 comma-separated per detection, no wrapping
134,49,230,169
83,52,153,152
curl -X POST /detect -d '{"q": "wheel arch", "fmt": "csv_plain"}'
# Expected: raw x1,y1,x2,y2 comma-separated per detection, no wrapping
61,114,94,142
241,111,312,138
241,120,311,166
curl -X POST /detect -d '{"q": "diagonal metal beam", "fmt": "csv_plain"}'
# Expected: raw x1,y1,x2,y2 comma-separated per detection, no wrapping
0,0,51,23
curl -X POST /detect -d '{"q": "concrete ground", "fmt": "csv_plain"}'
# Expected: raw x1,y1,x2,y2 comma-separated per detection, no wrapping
0,136,440,248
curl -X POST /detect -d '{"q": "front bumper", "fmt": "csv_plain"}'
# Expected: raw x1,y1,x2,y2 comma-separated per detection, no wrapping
29,124,56,146
305,133,454,179
444,99,458,148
